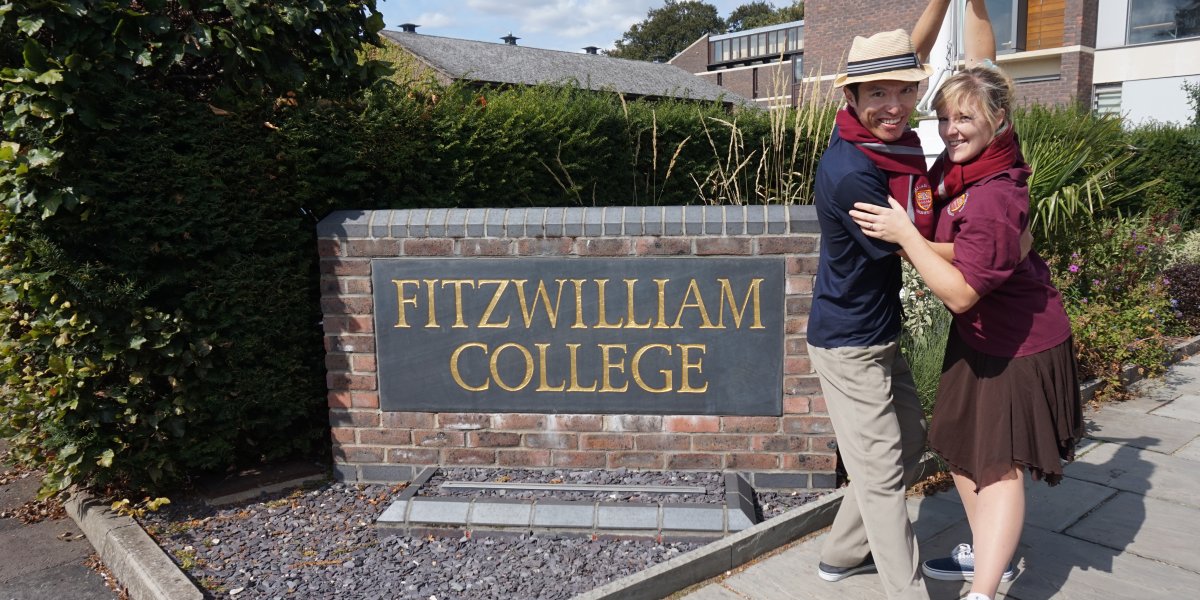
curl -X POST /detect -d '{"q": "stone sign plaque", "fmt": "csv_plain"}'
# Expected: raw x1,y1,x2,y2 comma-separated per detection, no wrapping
371,257,785,415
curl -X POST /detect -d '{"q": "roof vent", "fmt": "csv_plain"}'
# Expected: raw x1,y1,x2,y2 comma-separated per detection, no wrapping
501,33,519,45
399,23,418,33
583,46,599,55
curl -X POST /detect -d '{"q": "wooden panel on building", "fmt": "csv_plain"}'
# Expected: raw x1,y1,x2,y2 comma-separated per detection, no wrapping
1026,0,1066,50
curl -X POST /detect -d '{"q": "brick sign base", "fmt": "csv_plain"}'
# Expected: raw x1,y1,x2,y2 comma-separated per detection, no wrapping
318,206,833,490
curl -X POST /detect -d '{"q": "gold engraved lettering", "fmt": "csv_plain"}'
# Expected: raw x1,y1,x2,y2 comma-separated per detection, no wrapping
489,343,533,391
392,280,421,328
449,342,489,391
623,279,651,329
718,278,766,329
477,279,512,328
565,343,598,391
594,279,624,329
632,344,674,393
598,344,629,392
422,279,439,328
653,279,671,329
672,279,717,329
678,344,709,393
440,279,477,328
569,279,588,329
534,343,566,391
515,279,566,328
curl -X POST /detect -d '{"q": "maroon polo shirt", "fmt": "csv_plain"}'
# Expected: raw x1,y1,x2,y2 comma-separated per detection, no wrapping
934,166,1072,358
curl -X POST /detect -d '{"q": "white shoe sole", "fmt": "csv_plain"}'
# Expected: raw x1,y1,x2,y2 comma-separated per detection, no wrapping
922,566,1016,582
818,564,877,582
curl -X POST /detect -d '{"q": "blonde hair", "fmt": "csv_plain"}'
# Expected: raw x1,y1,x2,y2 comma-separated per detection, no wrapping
932,66,1016,130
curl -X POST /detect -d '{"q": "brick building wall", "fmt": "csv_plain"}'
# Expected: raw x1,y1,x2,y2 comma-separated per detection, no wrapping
805,1,929,82
318,206,835,491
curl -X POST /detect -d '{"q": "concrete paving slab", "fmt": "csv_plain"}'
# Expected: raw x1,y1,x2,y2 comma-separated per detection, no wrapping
1084,409,1200,454
908,493,965,542
407,497,471,525
532,500,595,529
469,499,532,528
1066,440,1200,508
0,518,93,582
676,583,744,600
1150,393,1200,424
1001,521,1199,599
375,499,408,525
597,503,658,531
1066,491,1200,572
1174,437,1200,461
661,504,724,533
0,562,115,600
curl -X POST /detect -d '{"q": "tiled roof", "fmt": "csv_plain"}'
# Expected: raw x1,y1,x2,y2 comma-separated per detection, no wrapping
383,30,748,104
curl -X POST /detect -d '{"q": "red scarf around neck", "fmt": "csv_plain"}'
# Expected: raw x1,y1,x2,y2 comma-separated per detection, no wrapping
836,106,935,239
928,122,1023,203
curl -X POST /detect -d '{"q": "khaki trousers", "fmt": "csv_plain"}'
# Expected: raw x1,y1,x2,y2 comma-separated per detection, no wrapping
809,342,929,600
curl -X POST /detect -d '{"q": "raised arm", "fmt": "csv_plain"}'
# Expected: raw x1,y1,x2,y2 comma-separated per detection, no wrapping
964,0,997,66
912,0,952,63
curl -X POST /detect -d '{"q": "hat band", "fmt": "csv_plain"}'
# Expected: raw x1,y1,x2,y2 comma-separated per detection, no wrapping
846,52,921,77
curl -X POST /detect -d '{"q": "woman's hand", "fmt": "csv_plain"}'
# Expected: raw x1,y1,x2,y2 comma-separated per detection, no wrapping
851,197,921,246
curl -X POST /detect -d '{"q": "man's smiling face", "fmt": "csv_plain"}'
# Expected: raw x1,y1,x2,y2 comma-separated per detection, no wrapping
844,79,920,142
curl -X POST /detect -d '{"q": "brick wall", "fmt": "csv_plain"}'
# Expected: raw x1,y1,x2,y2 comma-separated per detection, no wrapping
671,37,710,74
805,1,929,81
317,206,834,490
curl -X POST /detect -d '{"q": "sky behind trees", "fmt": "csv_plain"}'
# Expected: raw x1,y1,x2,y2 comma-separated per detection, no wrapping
379,0,768,53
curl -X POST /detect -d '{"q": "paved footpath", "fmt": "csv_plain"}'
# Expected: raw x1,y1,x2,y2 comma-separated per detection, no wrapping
682,355,1200,600
0,440,115,600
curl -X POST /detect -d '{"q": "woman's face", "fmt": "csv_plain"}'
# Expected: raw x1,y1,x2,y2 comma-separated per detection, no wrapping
937,97,1004,163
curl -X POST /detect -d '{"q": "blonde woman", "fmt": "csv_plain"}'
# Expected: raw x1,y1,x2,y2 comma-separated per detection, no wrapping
849,3,1083,600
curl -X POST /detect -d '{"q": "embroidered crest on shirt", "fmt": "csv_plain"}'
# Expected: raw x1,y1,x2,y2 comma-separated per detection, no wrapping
947,192,969,216
914,183,933,214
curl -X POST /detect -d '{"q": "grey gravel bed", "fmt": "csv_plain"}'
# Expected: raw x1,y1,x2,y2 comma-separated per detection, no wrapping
140,471,824,600
421,468,725,504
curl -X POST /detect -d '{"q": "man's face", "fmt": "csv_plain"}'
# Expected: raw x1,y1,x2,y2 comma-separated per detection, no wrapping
843,79,920,142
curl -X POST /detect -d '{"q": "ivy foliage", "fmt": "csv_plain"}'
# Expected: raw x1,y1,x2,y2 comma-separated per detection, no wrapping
0,0,384,496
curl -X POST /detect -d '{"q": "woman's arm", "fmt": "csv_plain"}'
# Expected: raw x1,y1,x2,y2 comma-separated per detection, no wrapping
851,199,981,313
912,0,952,63
964,0,997,66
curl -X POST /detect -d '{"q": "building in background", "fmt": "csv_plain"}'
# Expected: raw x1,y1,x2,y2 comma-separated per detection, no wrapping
383,26,749,107
670,1,1200,126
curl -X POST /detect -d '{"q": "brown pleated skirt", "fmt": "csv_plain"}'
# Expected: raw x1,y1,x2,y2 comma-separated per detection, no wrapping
929,328,1083,491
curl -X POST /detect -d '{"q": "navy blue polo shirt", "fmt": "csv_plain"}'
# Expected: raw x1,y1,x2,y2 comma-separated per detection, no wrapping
807,128,905,348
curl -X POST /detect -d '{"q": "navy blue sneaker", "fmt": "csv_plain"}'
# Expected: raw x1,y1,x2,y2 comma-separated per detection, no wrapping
818,554,876,582
922,544,1015,582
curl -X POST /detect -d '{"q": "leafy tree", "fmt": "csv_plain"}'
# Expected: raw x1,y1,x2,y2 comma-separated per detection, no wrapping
727,1,805,32
608,0,726,62
1185,80,1200,128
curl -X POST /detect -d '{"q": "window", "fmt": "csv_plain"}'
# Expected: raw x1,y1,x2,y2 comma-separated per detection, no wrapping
1093,83,1123,117
1128,0,1200,44
792,55,804,82
716,72,723,86
752,68,759,98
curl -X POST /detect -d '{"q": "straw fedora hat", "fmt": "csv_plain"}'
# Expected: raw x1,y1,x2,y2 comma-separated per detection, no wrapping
834,29,933,88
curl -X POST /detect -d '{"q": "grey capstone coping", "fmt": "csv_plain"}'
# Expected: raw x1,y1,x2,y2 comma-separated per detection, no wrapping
397,467,437,501
470,499,534,528
564,207,584,236
663,206,684,235
427,208,449,237
446,209,468,238
725,473,755,506
683,205,704,235
331,463,357,483
603,206,624,236
811,473,838,489
661,504,725,533
486,208,506,237
370,210,391,239
746,205,766,235
703,205,723,235
317,207,821,241
623,207,644,236
408,497,473,525
532,500,597,529
644,207,664,235
466,209,487,237
584,207,604,236
727,206,747,235
727,505,756,532
597,503,659,530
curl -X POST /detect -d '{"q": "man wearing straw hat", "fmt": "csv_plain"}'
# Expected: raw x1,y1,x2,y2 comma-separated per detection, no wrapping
805,4,955,598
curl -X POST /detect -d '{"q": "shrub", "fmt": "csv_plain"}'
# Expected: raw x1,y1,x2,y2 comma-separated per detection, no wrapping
1164,263,1200,330
1120,124,1200,227
1051,213,1184,396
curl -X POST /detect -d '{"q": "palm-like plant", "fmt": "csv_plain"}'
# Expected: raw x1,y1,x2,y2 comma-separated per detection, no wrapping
1015,105,1158,241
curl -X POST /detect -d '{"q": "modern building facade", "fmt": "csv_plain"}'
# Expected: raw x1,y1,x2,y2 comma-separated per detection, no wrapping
670,1,1200,126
